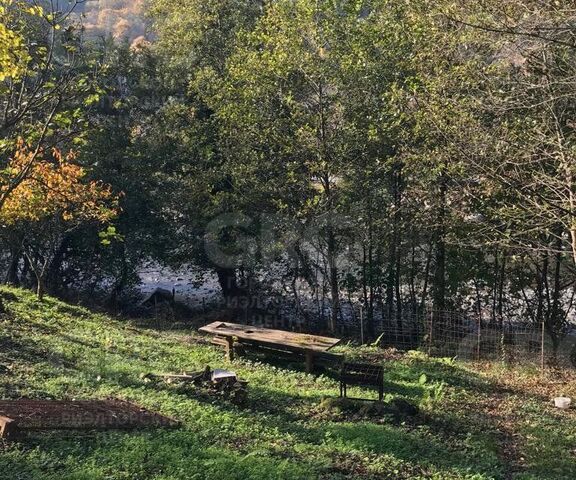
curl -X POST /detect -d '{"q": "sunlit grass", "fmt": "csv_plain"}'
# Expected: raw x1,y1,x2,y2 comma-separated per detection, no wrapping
0,287,574,479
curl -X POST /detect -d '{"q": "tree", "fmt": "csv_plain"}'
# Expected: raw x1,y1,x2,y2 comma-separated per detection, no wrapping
211,0,418,333
1,140,117,299
0,0,34,82
1,0,102,211
0,0,109,306
402,0,576,351
137,0,263,301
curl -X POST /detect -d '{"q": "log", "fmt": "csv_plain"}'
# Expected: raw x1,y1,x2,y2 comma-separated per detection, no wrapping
141,367,211,384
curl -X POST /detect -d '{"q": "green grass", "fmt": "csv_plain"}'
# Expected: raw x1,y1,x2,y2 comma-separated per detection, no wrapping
0,287,574,479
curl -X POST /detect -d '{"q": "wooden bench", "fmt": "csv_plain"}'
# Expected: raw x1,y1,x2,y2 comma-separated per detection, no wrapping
339,362,384,402
199,322,341,373
212,335,343,371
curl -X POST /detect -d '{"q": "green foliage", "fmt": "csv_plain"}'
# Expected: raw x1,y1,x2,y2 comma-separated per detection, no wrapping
2,9,576,480
0,290,536,480
2,0,575,332
98,226,123,246
1,288,575,479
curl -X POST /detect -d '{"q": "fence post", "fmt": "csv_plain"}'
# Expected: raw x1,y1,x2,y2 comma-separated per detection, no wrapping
360,305,364,345
427,312,433,356
476,318,481,362
541,321,546,373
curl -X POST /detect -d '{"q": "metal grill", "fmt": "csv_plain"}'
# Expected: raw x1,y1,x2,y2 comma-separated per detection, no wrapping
339,362,384,402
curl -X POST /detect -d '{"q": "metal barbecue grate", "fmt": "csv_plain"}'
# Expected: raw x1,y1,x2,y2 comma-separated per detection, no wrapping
339,362,384,402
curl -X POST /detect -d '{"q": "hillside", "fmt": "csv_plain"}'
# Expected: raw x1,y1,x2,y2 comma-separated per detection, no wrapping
77,0,146,41
0,288,575,479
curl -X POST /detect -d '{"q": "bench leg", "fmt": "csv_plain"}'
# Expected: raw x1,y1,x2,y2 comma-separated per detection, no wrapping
225,337,235,362
305,350,314,374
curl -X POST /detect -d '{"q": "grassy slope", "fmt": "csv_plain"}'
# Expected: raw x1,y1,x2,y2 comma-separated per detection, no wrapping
0,287,574,480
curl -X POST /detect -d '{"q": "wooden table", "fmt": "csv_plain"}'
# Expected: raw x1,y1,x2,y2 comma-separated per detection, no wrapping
199,322,341,373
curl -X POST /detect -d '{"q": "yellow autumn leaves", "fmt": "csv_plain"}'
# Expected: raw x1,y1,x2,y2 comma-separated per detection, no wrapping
1,2,118,231
0,1,42,82
1,140,118,226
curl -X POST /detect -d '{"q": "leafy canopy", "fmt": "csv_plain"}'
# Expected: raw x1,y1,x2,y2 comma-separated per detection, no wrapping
0,140,118,226
0,0,41,82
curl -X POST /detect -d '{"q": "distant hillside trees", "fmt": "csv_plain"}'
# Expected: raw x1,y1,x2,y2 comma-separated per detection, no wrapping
80,0,145,42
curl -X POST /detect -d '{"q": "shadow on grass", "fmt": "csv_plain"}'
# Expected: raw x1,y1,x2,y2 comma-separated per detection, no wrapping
1,338,506,479
4,381,504,480
0,328,512,479
1,429,317,480
0,332,73,371
0,290,512,478
195,382,504,478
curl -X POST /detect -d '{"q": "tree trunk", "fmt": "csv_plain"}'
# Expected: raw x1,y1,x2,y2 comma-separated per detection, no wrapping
21,254,31,288
216,267,248,321
327,227,339,334
216,267,239,299
420,245,432,312
23,249,49,301
317,78,339,334
362,244,370,333
535,252,548,325
432,173,447,341
394,163,404,341
36,275,46,301
547,235,564,359
490,251,499,327
408,240,417,312
45,235,71,296
5,248,20,286
363,195,376,339
108,244,129,308
362,242,375,339
497,254,506,328
571,226,576,268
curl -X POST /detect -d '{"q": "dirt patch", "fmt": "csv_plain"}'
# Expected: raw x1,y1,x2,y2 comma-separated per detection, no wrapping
466,366,576,479
315,396,419,423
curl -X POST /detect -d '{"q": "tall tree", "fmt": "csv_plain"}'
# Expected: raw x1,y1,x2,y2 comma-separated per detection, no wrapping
212,0,417,332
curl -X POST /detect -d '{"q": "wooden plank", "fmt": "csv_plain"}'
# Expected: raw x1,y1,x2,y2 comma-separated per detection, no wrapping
199,322,341,353
210,337,228,347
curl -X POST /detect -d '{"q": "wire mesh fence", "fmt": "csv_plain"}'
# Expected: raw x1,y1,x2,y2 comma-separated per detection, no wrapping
367,310,576,370
141,291,576,370
240,304,576,370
